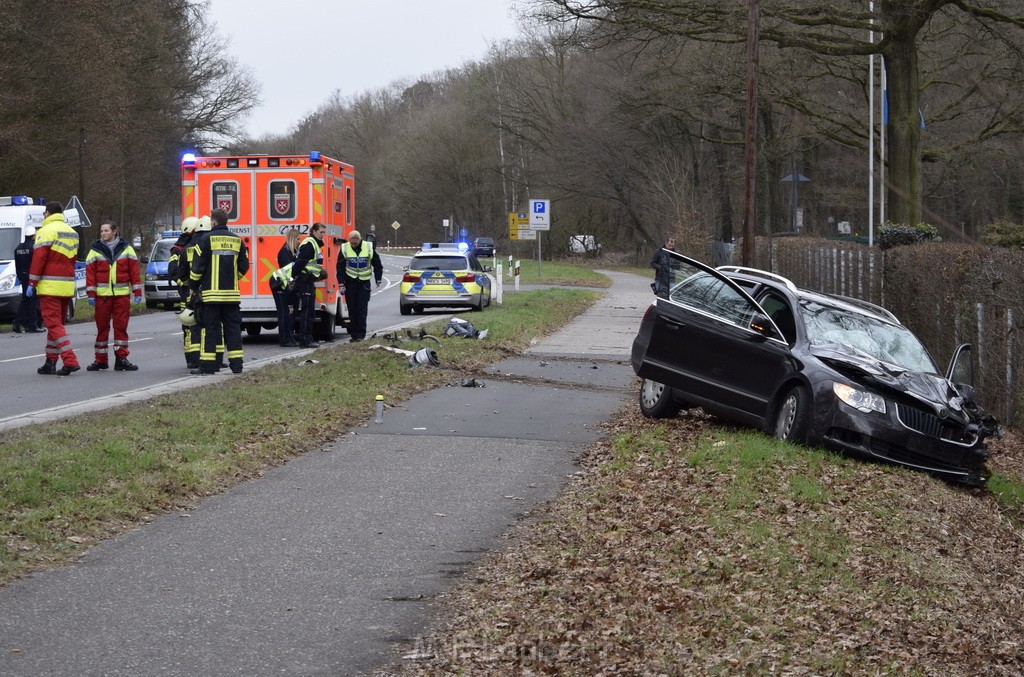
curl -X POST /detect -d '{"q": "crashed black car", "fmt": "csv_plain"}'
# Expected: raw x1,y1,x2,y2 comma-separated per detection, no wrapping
631,252,1001,485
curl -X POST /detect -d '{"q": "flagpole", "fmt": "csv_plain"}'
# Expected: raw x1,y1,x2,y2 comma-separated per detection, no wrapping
879,54,887,226
868,1,875,247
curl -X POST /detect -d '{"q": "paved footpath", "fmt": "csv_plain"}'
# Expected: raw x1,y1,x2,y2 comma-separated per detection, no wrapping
0,271,652,676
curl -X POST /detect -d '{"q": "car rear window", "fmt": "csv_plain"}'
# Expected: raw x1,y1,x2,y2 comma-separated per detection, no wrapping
411,255,468,271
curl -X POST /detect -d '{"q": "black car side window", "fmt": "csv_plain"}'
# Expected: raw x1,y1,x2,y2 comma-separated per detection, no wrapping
671,272,756,329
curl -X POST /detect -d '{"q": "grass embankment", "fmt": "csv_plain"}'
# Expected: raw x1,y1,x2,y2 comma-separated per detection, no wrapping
0,287,601,585
496,259,611,287
386,413,1024,674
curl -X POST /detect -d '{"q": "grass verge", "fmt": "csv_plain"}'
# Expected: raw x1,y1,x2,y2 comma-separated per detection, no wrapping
0,287,600,585
383,411,1024,674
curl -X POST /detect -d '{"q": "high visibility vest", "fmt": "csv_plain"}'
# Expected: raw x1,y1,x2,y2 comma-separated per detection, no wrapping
341,241,374,281
271,263,294,287
86,239,139,297
30,213,79,297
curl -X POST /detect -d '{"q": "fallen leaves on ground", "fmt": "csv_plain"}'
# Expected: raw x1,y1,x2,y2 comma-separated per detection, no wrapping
377,410,1024,675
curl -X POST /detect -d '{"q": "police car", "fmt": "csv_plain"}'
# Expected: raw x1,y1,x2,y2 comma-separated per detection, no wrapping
143,231,182,309
399,243,492,315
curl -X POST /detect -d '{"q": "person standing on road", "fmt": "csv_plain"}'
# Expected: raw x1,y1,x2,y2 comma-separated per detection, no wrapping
291,222,326,348
27,201,81,375
650,237,676,298
338,229,382,343
269,261,298,347
12,226,43,333
169,216,201,368
188,209,249,375
84,221,142,372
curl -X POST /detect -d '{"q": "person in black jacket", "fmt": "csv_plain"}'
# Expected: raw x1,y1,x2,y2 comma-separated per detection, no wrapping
12,227,43,333
188,209,249,375
650,237,676,298
291,222,326,347
337,229,383,343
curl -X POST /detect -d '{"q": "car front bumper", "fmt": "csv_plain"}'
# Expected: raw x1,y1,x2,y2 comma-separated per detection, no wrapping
809,384,989,484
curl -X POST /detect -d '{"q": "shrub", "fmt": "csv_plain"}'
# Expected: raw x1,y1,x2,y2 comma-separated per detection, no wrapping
979,219,1024,249
878,221,941,250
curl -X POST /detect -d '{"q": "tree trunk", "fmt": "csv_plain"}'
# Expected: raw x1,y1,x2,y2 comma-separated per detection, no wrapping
882,33,922,226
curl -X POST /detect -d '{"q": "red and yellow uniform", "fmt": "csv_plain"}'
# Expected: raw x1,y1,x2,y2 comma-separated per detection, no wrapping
29,212,80,371
85,238,142,365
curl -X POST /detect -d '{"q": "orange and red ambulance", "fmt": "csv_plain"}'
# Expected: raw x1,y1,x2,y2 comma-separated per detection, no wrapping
180,152,355,340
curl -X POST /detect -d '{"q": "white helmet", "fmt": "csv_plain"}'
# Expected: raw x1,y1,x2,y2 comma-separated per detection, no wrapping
176,307,197,327
196,215,213,232
181,216,199,233
25,226,36,237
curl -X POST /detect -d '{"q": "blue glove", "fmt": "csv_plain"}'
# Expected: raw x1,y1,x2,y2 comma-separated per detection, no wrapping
25,286,34,297
133,295,142,305
88,297,96,306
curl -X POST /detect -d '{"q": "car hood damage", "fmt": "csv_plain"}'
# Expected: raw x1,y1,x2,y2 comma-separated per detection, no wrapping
811,343,1001,441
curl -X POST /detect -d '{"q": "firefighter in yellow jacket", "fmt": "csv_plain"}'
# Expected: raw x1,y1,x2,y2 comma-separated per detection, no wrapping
188,209,249,375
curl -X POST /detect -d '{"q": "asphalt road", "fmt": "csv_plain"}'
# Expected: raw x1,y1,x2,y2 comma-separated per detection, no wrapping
0,269,653,676
0,253,462,429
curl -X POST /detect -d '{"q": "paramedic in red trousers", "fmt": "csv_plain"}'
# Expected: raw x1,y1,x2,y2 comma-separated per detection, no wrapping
188,209,249,375
26,201,81,375
291,222,326,348
337,229,382,343
85,221,142,371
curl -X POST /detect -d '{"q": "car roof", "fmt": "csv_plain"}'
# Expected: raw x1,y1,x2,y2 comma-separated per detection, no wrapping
718,265,900,325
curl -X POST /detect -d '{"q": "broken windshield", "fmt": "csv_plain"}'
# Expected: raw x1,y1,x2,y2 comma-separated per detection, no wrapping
800,299,937,375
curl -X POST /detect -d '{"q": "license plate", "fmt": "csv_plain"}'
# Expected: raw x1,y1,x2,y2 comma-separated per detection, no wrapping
425,278,450,285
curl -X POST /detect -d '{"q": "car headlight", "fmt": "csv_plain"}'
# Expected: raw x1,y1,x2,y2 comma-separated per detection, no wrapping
833,382,886,414
0,272,15,292
146,273,160,281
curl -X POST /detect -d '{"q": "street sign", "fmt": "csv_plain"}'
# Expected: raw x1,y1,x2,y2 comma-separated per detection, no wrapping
529,199,550,230
391,220,401,231
508,212,529,241
460,228,467,237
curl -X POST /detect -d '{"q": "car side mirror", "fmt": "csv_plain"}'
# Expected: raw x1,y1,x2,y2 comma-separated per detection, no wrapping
402,266,409,272
749,312,779,339
483,265,492,272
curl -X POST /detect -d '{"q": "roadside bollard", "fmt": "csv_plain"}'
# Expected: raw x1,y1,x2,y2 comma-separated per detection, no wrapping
374,395,384,424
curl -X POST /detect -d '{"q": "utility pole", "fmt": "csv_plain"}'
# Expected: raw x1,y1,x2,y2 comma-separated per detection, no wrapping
78,127,86,203
741,0,760,266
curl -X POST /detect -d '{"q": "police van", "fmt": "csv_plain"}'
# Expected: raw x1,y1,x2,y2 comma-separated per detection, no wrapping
0,196,45,319
0,196,90,320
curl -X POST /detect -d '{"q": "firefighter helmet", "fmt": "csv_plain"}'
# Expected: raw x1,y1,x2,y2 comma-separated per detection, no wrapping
181,216,199,233
176,307,197,327
196,215,213,232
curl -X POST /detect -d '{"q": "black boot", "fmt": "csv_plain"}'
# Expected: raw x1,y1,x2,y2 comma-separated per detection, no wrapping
114,357,138,371
37,360,57,375
12,322,22,333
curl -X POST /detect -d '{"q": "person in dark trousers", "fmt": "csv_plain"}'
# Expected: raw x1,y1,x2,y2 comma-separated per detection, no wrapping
273,228,301,346
84,221,142,371
27,201,81,375
188,209,249,375
650,237,676,298
168,216,201,368
291,222,326,348
338,229,382,343
12,226,43,333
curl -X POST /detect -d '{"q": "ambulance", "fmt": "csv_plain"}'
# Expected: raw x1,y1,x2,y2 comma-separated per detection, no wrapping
180,152,355,340
0,196,46,319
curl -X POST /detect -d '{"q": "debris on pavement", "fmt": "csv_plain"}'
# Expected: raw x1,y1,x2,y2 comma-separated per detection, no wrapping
443,317,488,339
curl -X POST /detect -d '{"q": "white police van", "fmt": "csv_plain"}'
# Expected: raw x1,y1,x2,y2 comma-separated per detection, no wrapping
0,196,88,320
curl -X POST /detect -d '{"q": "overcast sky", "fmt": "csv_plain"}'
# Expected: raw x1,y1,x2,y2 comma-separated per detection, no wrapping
204,0,525,138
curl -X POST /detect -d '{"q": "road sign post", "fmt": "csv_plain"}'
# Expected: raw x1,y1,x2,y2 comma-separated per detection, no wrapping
390,220,400,248
528,199,550,276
